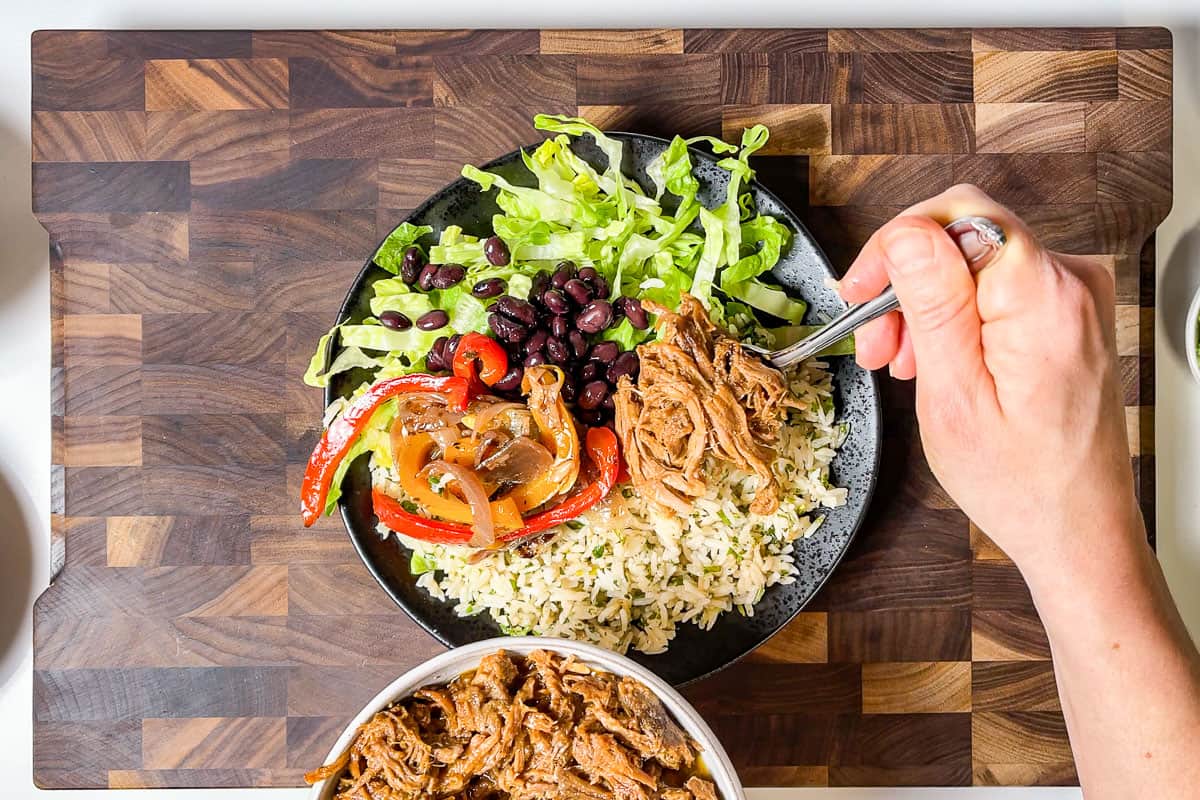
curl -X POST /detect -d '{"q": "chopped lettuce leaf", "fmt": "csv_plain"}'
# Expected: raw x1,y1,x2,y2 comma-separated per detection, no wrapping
305,344,386,388
373,223,433,275
369,291,433,320
691,207,725,309
303,328,337,387
410,552,437,575
507,273,533,300
724,278,807,323
600,318,653,351
340,323,441,354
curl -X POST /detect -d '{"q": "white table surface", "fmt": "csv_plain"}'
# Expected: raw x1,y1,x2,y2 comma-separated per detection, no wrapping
1,2,1197,798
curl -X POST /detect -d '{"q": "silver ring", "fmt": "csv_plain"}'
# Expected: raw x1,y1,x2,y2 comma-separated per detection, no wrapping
943,215,1007,270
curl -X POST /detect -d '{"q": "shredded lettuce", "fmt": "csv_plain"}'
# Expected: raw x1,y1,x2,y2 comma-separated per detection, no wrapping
372,223,433,275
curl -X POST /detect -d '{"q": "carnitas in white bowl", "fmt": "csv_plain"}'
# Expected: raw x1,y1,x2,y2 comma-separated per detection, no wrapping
306,637,744,800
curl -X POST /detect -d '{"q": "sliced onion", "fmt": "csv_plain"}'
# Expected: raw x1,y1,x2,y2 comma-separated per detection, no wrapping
470,402,526,437
395,392,465,435
474,429,512,467
418,460,495,548
476,436,554,488
427,426,461,450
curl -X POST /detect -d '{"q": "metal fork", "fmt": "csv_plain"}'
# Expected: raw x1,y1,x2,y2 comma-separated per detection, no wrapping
749,216,1008,369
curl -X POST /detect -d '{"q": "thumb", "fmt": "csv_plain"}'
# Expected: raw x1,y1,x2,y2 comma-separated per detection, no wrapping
875,216,991,400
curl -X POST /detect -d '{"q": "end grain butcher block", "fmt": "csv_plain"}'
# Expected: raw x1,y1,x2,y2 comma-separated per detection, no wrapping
32,26,1170,789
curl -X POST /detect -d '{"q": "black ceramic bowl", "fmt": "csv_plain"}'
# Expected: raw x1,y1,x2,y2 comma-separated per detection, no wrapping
325,132,881,686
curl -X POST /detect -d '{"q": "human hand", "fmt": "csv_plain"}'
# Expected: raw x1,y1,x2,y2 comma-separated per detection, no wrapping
838,184,1143,580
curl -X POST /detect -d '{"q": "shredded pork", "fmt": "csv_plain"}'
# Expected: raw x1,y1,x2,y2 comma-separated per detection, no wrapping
614,294,798,515
306,650,719,800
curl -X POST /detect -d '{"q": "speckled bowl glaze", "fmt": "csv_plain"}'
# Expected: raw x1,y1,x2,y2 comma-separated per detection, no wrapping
306,637,746,800
325,132,882,686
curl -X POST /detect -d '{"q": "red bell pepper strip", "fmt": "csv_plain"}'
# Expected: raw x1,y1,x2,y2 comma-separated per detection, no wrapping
452,332,508,388
370,426,621,545
301,374,471,527
371,490,486,545
513,426,620,537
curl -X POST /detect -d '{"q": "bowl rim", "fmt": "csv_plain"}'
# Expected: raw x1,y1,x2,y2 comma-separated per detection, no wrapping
305,636,747,800
1186,286,1200,384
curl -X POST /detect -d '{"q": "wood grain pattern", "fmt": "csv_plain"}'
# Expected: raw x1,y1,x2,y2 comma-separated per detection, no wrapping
540,29,683,55
31,26,1168,791
861,662,972,713
723,104,831,155
975,103,1086,153
145,59,288,110
831,104,974,154
974,51,1118,103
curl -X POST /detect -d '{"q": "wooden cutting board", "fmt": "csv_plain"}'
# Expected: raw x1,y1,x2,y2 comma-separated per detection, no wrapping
31,27,1170,789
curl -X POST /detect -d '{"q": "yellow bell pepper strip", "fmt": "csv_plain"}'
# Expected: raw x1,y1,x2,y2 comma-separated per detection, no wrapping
301,374,471,527
394,431,523,532
503,366,580,513
513,426,620,536
370,426,620,545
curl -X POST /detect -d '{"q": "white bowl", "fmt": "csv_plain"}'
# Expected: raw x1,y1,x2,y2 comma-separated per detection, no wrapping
307,637,746,800
1187,286,1200,385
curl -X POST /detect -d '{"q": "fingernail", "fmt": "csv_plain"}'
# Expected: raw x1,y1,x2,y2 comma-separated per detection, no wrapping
882,227,935,276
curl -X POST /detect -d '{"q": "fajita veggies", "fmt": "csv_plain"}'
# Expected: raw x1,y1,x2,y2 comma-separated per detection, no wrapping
302,333,618,552
301,114,852,653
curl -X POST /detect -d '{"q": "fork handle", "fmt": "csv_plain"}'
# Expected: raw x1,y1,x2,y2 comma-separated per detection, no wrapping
771,288,898,369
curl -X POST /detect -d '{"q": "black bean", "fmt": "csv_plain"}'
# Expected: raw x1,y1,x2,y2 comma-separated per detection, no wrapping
483,236,510,266
525,329,549,355
607,351,640,385
427,336,449,371
524,352,548,368
491,365,524,392
493,296,538,327
568,330,588,359
417,263,439,291
445,333,463,362
578,408,603,425
431,263,466,289
545,336,570,365
578,361,600,383
617,296,649,330
488,312,528,343
577,266,597,281
579,380,609,411
560,379,578,403
588,341,619,364
471,277,506,299
551,264,574,290
543,289,570,315
400,247,424,284
416,309,449,331
530,271,551,302
591,275,610,299
576,300,614,334
602,394,615,412
549,315,569,339
379,310,411,330
564,278,593,306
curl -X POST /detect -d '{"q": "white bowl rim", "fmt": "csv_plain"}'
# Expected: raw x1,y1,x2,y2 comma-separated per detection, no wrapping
1186,287,1200,385
306,637,746,800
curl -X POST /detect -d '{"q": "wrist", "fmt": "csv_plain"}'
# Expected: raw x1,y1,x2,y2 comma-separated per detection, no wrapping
1018,508,1155,623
